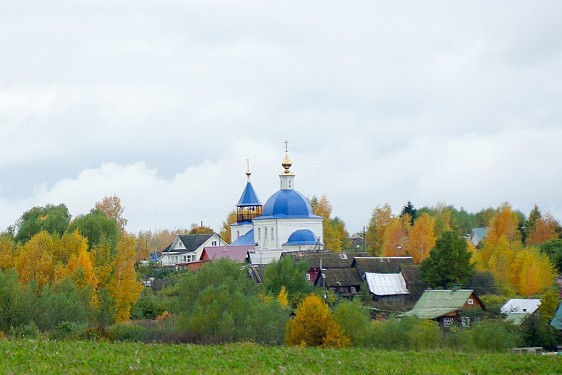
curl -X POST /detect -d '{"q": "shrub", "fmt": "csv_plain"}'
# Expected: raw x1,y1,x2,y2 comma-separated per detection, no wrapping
469,320,521,352
285,294,349,348
109,323,148,342
48,322,89,341
333,300,372,347
409,319,441,350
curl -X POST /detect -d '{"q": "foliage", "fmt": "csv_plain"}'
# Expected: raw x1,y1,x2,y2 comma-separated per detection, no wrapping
14,204,71,244
95,195,128,231
0,269,36,332
285,294,349,348
467,271,498,296
311,195,350,252
520,313,557,350
333,300,371,347
262,256,312,304
527,214,559,245
486,204,522,245
510,247,556,296
16,231,57,289
365,204,393,256
68,209,120,252
0,235,17,271
174,259,288,344
108,235,143,322
540,238,562,272
400,201,418,226
382,215,410,257
188,224,215,235
407,213,436,263
219,210,237,244
420,231,474,289
463,320,521,352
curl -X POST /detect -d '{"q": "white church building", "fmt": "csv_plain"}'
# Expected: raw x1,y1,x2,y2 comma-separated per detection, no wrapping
229,149,324,263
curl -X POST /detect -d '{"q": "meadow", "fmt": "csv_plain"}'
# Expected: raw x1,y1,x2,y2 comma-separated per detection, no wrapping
1,340,560,374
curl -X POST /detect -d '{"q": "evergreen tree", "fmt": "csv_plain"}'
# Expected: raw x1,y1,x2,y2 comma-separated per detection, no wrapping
400,201,418,226
420,231,474,289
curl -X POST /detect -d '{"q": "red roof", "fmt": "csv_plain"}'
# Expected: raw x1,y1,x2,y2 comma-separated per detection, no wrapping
201,246,251,262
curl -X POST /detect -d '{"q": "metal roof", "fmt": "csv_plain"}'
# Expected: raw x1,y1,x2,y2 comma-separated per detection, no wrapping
237,181,261,206
365,272,409,296
257,190,322,219
230,229,255,246
402,289,476,319
501,299,541,315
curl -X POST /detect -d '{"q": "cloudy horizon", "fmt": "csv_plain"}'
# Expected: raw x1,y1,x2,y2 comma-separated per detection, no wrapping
1,1,561,235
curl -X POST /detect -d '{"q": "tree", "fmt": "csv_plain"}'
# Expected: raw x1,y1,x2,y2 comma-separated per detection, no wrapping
14,204,71,244
262,256,312,303
420,231,474,289
108,234,143,322
188,224,215,235
365,204,393,256
382,215,410,257
95,195,127,231
333,300,372,347
285,294,349,348
407,213,436,264
0,235,17,271
540,239,562,272
527,214,559,245
486,204,522,245
311,195,349,252
400,201,417,226
16,231,57,289
68,209,120,252
219,210,237,244
511,248,556,296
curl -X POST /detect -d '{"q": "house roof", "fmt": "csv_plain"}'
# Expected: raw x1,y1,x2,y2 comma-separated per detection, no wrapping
282,251,368,268
501,299,541,315
401,264,424,286
551,303,562,330
353,257,414,274
365,272,409,296
402,289,478,319
202,246,250,262
470,227,487,241
320,268,362,287
162,234,214,253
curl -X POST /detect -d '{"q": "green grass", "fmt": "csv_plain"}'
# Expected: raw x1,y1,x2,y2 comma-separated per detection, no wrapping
0,340,560,374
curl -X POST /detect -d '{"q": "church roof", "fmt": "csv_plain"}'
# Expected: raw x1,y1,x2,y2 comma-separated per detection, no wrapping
257,190,321,219
230,229,255,246
237,181,261,206
284,229,318,245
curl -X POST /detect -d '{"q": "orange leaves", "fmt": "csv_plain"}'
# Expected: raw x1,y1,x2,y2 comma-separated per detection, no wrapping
511,248,556,296
527,214,559,245
408,213,436,263
487,204,521,245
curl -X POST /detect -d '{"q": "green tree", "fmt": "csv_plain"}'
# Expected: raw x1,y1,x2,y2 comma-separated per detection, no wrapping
188,224,215,235
420,231,474,289
333,300,371,347
400,201,417,226
262,256,312,304
540,239,562,272
68,209,120,252
14,204,71,244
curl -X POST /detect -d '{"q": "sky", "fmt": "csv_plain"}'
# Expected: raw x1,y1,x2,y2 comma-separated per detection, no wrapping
1,1,562,235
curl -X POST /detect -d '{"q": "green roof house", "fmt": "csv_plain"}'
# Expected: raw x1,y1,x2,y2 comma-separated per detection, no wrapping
402,289,485,328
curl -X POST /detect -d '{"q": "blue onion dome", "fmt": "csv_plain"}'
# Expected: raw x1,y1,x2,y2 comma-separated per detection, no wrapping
285,229,318,245
261,190,319,218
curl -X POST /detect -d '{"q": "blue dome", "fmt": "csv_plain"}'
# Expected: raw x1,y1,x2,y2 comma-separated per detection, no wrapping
285,229,318,245
259,190,318,218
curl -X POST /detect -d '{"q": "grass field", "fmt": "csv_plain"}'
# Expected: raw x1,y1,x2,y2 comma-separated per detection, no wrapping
1,340,560,374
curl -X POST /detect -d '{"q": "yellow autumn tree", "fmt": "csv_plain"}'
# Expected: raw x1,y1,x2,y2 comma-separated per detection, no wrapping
487,204,522,245
511,248,556,296
0,235,17,271
382,215,411,257
432,203,453,238
108,234,143,322
365,204,393,256
312,195,349,252
527,214,559,246
16,231,57,289
285,294,349,348
95,195,127,231
408,213,436,264
219,210,237,244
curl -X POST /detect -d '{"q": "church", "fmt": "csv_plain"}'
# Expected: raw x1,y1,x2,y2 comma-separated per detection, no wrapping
229,146,324,263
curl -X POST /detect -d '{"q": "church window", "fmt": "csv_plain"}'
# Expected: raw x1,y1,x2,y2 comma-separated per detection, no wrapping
265,228,268,239
258,228,261,239
271,228,274,240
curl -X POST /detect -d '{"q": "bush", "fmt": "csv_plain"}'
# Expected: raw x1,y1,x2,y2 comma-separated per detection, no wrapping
109,323,149,342
48,322,89,341
468,320,521,352
333,300,372,347
409,319,441,350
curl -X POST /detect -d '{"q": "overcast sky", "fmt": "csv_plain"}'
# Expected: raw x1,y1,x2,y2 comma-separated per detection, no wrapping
1,1,561,235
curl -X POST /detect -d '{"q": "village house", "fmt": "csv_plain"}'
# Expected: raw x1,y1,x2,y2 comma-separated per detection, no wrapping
402,289,485,328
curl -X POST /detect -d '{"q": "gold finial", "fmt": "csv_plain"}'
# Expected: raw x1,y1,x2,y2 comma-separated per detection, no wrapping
282,140,292,173
245,159,251,179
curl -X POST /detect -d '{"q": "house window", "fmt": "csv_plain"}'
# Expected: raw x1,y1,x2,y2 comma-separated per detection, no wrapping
350,286,357,293
306,274,311,281
443,317,454,327
467,298,474,305
212,240,217,246
461,317,471,328
339,254,348,260
183,255,187,262
187,254,194,262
